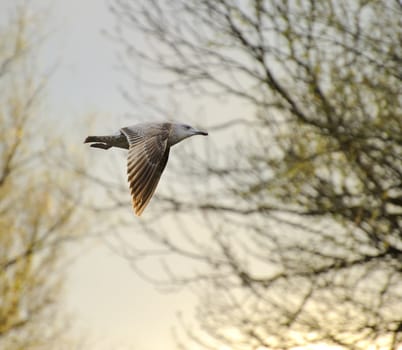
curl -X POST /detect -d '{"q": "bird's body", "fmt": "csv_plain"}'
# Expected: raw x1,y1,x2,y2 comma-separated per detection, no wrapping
84,122,208,215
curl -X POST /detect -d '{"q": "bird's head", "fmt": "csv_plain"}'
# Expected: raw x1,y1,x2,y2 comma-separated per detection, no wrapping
169,123,208,146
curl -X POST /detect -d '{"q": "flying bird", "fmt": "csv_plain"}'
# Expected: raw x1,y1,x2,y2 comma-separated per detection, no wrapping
84,122,208,216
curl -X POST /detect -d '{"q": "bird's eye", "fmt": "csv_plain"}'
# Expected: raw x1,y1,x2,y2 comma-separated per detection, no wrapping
184,125,191,129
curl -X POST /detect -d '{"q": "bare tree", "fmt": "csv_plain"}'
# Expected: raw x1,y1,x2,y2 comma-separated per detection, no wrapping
105,0,402,349
0,5,89,349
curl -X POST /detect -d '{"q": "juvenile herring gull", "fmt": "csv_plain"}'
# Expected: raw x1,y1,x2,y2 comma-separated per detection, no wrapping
84,122,208,215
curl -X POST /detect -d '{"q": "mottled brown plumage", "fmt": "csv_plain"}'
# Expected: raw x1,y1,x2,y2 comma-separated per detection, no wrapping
84,122,208,215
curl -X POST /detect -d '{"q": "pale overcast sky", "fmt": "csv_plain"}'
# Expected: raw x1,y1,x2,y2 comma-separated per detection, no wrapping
0,0,197,349
1,0,250,348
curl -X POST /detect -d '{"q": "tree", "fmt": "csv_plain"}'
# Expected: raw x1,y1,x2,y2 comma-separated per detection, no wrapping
0,5,88,349
106,0,402,349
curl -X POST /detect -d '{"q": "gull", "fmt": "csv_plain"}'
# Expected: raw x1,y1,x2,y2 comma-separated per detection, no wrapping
84,122,208,216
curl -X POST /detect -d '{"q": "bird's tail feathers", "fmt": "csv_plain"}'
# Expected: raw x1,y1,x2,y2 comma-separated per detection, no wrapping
89,143,112,149
84,135,114,150
84,135,104,143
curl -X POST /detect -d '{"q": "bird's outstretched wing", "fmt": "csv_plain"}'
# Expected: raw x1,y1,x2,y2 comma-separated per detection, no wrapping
121,127,170,216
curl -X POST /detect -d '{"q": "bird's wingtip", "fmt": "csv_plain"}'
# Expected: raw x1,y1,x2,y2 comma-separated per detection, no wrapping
133,204,144,216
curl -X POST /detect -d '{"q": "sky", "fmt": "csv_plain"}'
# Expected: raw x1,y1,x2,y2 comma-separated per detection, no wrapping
0,0,198,349
22,2,402,349
0,0,247,347
2,2,397,350
35,0,127,124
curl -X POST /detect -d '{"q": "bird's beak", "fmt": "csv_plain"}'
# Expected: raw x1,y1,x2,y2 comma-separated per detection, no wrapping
193,129,208,136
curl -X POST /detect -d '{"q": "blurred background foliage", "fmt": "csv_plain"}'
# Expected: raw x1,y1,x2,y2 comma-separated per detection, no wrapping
105,0,402,349
0,1,401,349
0,5,89,349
